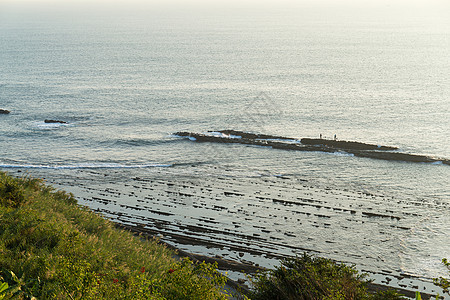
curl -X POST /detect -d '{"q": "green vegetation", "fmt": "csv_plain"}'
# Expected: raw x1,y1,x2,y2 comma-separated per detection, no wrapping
248,254,406,300
0,172,228,299
433,258,449,296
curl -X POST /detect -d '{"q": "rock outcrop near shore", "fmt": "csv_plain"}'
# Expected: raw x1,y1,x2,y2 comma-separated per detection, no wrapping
44,119,67,124
175,130,449,165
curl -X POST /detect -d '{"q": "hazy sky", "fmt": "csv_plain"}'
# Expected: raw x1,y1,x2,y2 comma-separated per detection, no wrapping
1,0,448,34
2,0,449,17
2,0,449,9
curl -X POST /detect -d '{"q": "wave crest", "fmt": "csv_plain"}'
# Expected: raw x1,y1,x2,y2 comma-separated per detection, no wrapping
0,163,173,170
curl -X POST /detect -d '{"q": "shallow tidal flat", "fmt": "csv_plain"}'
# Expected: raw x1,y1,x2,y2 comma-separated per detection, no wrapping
10,167,447,295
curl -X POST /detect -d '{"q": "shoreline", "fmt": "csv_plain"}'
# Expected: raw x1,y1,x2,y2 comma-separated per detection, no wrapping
0,171,229,299
3,167,448,298
116,222,441,300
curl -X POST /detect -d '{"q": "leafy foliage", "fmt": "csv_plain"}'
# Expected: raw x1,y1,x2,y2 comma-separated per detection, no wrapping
0,173,26,208
0,281,9,300
127,258,228,300
433,258,449,295
0,270,40,300
249,253,406,300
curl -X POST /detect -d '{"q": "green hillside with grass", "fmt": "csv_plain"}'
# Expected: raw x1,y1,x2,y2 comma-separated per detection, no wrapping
0,172,228,299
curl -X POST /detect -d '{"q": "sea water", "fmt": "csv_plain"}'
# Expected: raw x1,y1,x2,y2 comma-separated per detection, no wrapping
1,0,449,288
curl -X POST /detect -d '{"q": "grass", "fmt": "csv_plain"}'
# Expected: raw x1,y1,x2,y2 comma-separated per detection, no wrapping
0,172,228,299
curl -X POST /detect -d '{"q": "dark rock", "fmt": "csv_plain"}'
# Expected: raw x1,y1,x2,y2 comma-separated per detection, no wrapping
44,119,67,124
174,130,449,165
300,138,398,151
0,109,11,114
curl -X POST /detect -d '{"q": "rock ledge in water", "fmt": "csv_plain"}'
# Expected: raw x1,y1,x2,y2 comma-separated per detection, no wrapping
0,109,11,114
175,130,449,165
44,119,67,124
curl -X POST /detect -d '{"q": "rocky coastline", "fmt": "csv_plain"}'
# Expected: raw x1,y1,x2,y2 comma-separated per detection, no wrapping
116,222,440,300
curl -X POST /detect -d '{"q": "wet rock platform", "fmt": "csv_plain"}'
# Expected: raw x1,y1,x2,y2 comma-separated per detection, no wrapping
175,130,449,165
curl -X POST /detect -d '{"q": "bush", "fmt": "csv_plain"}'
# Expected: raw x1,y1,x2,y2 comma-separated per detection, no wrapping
0,174,25,208
249,253,405,300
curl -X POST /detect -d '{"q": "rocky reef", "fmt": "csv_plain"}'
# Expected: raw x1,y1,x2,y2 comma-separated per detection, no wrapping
44,119,67,124
174,130,449,165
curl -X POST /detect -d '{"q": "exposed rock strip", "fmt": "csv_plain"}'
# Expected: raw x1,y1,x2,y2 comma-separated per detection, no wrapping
219,129,398,151
174,130,449,165
44,119,67,124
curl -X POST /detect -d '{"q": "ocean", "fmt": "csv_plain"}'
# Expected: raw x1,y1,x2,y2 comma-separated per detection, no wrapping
1,0,449,294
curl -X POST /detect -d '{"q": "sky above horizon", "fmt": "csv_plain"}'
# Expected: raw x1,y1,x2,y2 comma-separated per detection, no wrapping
2,0,449,18
2,0,449,8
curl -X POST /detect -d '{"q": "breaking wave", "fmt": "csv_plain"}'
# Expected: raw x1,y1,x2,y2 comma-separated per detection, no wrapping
0,163,173,170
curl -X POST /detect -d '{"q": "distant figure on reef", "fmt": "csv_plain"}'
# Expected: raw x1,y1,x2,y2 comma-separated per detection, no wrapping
320,134,322,139
334,134,337,140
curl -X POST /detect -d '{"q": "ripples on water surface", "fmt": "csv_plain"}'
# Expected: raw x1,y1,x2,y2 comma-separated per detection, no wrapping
1,0,449,292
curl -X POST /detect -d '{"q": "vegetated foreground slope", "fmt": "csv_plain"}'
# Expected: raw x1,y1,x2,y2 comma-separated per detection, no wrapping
0,172,228,299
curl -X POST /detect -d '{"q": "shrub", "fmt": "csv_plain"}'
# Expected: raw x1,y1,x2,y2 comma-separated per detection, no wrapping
0,174,25,208
249,253,406,300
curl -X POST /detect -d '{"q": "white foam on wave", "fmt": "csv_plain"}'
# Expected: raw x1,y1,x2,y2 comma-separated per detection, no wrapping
0,163,172,169
169,134,198,141
246,144,273,149
328,151,355,157
256,138,301,144
32,121,72,129
206,132,242,139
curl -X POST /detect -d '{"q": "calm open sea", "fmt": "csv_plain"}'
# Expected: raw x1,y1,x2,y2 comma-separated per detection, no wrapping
1,0,449,291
